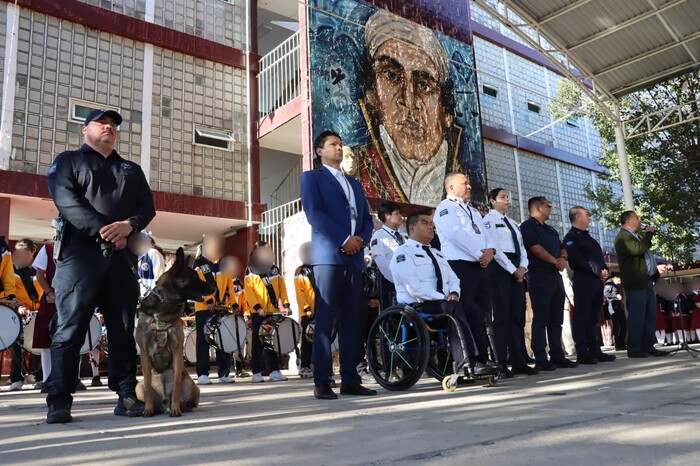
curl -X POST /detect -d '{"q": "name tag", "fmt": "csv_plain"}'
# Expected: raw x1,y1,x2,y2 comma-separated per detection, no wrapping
472,223,480,234
350,206,357,220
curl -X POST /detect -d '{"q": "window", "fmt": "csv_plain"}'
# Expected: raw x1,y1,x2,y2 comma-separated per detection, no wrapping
193,126,236,151
69,99,120,125
527,102,541,114
482,85,498,98
566,118,579,128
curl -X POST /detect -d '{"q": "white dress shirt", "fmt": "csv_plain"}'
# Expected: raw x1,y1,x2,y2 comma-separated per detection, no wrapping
434,195,496,262
390,238,461,304
323,164,357,240
370,225,407,283
483,208,528,275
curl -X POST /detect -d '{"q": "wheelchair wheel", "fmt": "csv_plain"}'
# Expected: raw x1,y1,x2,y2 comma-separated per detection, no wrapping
366,305,429,391
425,315,457,382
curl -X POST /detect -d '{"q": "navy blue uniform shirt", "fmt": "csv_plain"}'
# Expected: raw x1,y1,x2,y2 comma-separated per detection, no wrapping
563,227,607,279
520,216,563,272
47,144,155,240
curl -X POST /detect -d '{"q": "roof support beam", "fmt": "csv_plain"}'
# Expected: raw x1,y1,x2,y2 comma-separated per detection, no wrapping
539,0,595,25
646,0,698,63
568,0,687,51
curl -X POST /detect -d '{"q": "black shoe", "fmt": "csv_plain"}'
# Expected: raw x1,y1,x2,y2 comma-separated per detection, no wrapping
313,385,338,400
114,395,145,417
339,383,377,396
627,350,649,358
512,365,539,376
552,357,578,369
499,365,514,379
534,361,556,372
524,355,536,364
329,379,337,388
647,349,669,357
576,354,598,365
472,361,500,376
91,376,103,387
75,381,87,391
595,352,617,362
46,405,72,424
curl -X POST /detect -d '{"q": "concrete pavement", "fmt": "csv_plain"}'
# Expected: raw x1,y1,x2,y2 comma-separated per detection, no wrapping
1,350,699,465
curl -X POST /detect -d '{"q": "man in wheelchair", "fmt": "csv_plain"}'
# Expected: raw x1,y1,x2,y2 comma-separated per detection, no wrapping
390,209,499,377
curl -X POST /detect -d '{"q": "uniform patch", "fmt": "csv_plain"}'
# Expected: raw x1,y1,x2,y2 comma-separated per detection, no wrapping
483,221,491,229
396,254,406,263
200,264,211,274
565,240,574,246
415,254,425,258
371,239,378,246
439,209,449,217
47,163,57,175
140,263,150,271
121,162,132,171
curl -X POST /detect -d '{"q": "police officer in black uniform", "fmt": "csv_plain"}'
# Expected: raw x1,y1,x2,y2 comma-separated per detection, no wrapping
520,197,577,371
45,109,155,423
563,206,617,365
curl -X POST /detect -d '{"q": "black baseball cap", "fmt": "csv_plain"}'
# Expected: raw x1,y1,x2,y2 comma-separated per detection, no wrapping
84,109,122,126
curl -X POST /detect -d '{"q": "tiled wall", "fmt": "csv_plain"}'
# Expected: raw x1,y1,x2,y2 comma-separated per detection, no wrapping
150,47,248,200
483,140,522,221
79,0,246,49
0,6,6,116
10,10,145,174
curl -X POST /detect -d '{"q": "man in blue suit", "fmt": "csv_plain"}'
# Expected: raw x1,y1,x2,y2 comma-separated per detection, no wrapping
301,131,377,399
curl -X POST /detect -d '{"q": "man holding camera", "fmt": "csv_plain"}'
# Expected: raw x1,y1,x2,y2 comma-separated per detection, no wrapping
45,109,155,423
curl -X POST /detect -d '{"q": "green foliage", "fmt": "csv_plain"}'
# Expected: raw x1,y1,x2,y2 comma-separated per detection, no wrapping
550,73,700,263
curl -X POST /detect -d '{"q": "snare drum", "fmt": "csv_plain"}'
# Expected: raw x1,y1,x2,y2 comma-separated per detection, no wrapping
183,327,197,365
22,313,42,355
204,313,247,354
303,321,339,353
79,315,102,355
259,314,302,355
0,304,22,351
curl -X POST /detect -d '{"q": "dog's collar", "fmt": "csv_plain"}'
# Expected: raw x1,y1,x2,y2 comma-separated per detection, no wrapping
141,286,166,305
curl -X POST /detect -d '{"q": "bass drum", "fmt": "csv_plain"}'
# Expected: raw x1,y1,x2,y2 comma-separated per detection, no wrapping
0,305,22,351
259,315,302,355
204,313,247,354
79,315,102,355
22,313,42,355
183,327,197,365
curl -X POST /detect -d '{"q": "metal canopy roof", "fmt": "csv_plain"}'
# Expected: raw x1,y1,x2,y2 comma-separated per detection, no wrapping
473,0,700,117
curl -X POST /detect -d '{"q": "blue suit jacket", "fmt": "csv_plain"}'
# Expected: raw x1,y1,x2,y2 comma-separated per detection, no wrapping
301,166,373,269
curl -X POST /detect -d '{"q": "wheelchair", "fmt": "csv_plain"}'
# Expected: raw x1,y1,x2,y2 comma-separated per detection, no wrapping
365,304,500,392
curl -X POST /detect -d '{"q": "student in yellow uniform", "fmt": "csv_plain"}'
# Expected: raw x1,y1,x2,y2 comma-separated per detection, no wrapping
294,242,315,379
0,236,16,303
193,233,235,385
245,244,290,383
7,239,43,391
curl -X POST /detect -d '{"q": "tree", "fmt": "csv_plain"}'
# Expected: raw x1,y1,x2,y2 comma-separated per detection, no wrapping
549,75,700,263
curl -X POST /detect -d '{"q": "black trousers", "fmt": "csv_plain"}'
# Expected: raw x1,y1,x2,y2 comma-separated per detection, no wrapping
610,302,627,349
357,302,379,366
300,315,313,369
414,300,477,365
378,275,395,311
448,260,490,360
528,270,566,363
46,242,139,407
195,310,232,377
488,262,528,369
572,274,604,358
250,313,280,374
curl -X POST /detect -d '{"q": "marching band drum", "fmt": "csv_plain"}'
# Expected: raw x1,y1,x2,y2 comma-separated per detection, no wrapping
258,313,302,356
0,304,22,352
204,312,248,355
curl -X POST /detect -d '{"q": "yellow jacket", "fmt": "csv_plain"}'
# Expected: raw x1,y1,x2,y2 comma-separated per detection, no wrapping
294,265,315,317
193,257,235,312
14,268,43,310
0,252,16,300
244,271,289,316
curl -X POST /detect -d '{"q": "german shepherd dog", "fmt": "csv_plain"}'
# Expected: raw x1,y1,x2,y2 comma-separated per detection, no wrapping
135,247,214,417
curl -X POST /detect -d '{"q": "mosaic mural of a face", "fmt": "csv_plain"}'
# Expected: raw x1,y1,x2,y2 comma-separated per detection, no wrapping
309,0,486,208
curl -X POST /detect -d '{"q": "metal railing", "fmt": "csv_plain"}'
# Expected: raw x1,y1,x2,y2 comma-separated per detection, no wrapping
257,32,301,119
266,158,303,210
258,198,302,271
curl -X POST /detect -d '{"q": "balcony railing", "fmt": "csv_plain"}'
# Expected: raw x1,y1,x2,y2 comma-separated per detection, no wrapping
257,32,301,119
258,198,302,272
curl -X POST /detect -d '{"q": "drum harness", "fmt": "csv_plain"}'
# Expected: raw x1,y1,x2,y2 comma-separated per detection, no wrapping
261,273,300,363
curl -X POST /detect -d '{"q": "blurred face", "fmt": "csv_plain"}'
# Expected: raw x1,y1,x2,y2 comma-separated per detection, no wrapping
221,256,242,277
490,190,510,213
624,212,642,231
299,242,312,264
82,116,117,151
385,209,403,229
316,136,343,167
12,248,34,268
253,247,275,271
366,39,452,162
447,174,471,201
409,214,435,245
202,234,225,261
